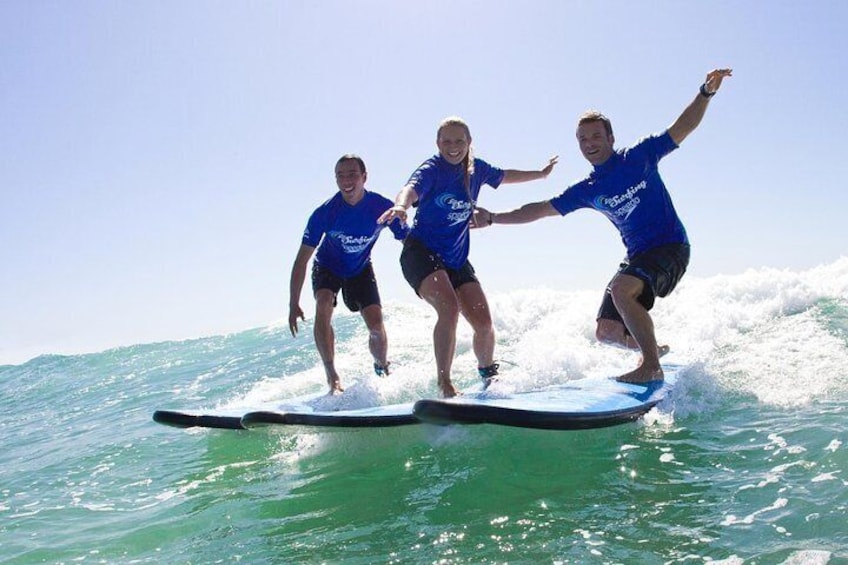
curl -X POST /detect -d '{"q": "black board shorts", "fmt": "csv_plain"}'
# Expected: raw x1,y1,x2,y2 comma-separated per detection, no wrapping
400,237,478,295
597,243,690,325
311,263,381,312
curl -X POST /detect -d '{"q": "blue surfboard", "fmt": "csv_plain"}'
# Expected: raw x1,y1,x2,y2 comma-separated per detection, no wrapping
412,368,679,430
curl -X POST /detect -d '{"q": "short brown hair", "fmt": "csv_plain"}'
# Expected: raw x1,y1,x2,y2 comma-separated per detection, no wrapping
577,110,613,136
336,154,366,174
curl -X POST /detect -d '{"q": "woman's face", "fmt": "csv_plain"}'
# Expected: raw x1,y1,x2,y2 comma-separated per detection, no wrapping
437,124,471,165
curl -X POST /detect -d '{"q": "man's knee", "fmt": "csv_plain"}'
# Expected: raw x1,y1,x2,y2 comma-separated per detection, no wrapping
609,275,643,303
315,289,335,308
596,318,625,345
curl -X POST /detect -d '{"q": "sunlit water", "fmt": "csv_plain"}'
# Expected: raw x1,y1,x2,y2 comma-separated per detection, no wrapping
2,259,847,564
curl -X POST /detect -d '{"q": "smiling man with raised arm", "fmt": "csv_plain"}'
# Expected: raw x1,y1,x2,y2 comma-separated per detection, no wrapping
476,69,733,384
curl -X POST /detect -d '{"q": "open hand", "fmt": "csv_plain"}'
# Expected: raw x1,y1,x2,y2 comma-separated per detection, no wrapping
704,68,733,95
541,155,559,177
378,205,408,225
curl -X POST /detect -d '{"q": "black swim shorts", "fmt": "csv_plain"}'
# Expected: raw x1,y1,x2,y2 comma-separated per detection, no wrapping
400,237,478,295
311,263,381,312
597,243,690,324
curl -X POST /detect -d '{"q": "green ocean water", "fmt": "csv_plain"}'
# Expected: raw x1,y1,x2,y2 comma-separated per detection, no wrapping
2,260,847,564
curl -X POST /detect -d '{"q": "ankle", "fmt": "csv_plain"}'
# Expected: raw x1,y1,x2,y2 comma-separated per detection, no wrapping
478,363,499,379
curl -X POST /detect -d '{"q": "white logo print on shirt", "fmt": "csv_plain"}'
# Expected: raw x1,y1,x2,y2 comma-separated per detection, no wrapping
437,193,473,226
329,231,377,254
595,180,647,222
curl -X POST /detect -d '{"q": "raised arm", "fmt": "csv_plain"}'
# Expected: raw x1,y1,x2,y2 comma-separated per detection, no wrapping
288,244,315,337
667,68,733,146
501,155,559,184
378,184,418,225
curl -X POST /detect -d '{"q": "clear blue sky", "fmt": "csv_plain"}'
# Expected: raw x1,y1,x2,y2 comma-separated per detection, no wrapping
2,1,846,365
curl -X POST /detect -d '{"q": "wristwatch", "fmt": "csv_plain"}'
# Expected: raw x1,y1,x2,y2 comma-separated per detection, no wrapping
700,83,716,98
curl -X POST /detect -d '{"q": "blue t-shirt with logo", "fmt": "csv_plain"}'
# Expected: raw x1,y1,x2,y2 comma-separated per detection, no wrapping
550,131,687,257
303,190,409,278
407,155,505,269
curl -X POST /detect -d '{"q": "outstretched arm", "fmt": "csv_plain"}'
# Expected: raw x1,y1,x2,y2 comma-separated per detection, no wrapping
288,244,315,337
378,185,418,225
667,68,733,146
473,200,559,228
501,156,559,184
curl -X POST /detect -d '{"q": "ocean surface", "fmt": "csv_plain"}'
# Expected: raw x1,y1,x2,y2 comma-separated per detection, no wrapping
2,259,847,564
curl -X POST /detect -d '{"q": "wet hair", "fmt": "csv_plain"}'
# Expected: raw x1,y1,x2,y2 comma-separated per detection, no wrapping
335,154,367,174
437,116,475,199
577,110,613,136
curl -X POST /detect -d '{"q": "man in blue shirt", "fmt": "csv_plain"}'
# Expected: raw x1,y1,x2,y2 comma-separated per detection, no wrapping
476,69,732,384
289,154,409,394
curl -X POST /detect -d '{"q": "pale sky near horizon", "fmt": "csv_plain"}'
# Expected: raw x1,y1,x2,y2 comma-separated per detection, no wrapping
2,1,846,365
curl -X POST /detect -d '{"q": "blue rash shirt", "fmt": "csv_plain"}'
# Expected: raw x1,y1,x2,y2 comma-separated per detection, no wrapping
302,190,409,278
549,131,688,258
406,155,505,269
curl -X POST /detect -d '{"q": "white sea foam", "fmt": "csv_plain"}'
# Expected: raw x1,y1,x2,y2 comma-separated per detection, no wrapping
236,258,848,414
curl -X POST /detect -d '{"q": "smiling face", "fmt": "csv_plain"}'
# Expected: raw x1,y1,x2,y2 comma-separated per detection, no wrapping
334,157,367,204
436,123,471,165
576,120,615,166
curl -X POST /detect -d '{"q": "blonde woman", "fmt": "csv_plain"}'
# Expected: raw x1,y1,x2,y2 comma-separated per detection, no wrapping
379,117,557,397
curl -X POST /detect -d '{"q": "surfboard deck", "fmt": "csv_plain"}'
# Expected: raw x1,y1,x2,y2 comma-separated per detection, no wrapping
412,368,679,430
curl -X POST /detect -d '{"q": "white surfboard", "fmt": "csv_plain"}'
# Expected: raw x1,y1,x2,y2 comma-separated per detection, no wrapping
153,367,679,431
412,367,680,430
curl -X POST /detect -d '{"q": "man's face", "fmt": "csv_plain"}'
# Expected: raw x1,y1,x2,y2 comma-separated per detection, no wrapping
335,159,366,197
577,121,615,166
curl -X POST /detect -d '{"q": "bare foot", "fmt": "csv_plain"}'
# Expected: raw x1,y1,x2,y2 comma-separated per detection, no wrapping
440,380,460,398
615,365,664,384
328,380,345,395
